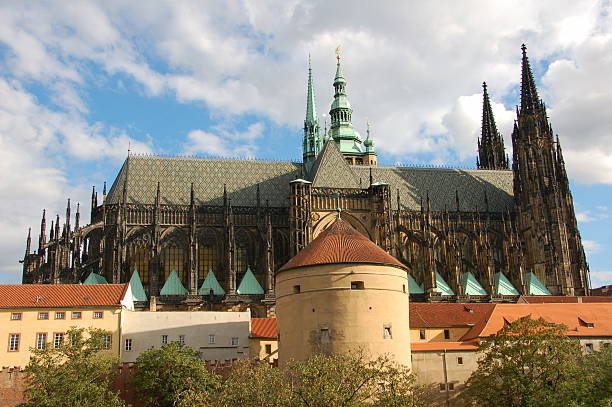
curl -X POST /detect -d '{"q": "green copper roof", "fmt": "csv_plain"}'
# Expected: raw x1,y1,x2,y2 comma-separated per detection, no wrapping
527,272,551,295
83,272,108,284
334,60,346,84
494,272,520,295
462,271,488,295
434,271,455,295
408,275,425,294
198,269,225,295
160,270,188,295
236,266,264,295
129,268,148,301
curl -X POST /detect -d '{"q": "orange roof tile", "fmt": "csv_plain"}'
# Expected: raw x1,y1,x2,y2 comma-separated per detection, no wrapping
520,296,612,304
411,341,480,351
0,284,128,308
462,303,612,340
409,303,495,328
251,317,278,338
278,219,406,272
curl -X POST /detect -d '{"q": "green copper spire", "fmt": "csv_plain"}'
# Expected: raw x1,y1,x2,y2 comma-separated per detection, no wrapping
303,55,322,170
363,121,376,154
329,49,362,154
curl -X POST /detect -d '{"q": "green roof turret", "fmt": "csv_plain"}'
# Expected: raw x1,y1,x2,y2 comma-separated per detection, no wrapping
364,121,376,154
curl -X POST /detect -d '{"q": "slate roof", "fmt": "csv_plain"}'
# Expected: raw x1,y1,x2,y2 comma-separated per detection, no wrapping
352,166,514,212
278,218,407,272
0,284,127,308
105,144,514,212
106,156,302,206
251,317,278,339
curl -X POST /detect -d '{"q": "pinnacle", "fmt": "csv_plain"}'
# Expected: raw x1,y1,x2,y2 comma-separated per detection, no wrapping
520,44,540,112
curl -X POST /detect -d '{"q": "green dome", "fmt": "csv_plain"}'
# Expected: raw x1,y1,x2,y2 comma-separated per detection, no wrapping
331,96,351,110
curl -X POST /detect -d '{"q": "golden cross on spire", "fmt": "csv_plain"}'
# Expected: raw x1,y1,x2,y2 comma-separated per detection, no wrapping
335,45,341,60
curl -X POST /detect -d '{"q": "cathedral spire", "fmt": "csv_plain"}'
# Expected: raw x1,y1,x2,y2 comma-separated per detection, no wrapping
303,55,321,168
329,48,361,153
520,44,540,113
478,82,508,169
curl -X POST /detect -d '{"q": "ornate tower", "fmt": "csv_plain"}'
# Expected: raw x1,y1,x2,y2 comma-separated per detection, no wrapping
511,44,589,296
303,56,322,171
477,82,509,170
328,50,363,158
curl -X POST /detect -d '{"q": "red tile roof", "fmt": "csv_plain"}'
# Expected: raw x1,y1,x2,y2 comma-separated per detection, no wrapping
411,341,480,351
251,317,277,338
0,284,128,308
462,303,612,340
409,303,495,328
520,296,612,304
278,219,406,272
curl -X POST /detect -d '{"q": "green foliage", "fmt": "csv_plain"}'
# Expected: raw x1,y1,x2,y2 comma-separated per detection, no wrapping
132,342,221,407
462,315,606,407
20,327,124,407
179,351,430,407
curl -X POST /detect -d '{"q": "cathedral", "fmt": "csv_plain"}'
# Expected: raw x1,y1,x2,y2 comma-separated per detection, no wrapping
21,45,590,313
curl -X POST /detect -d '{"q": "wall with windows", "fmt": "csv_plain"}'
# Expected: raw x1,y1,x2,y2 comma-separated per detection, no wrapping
410,327,471,343
120,310,251,363
0,307,121,367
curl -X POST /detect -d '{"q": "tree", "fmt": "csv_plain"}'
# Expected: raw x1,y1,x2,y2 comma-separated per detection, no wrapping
132,342,221,407
21,327,124,407
462,315,584,407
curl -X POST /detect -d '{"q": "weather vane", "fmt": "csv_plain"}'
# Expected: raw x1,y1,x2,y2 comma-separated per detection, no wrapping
335,45,341,60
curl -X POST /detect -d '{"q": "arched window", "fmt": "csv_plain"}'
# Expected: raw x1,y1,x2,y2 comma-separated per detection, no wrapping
198,229,220,282
235,229,253,275
273,231,289,270
160,229,188,285
128,245,151,285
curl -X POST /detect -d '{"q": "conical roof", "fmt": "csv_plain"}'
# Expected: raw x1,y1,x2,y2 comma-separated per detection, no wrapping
279,218,406,272
83,272,108,284
129,268,148,301
462,271,488,295
527,272,551,295
434,271,454,296
237,266,264,295
160,270,188,295
198,269,225,295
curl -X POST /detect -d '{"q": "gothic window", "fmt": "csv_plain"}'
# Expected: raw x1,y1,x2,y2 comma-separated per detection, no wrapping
128,245,151,286
235,229,253,275
198,229,220,281
160,243,187,283
273,231,289,270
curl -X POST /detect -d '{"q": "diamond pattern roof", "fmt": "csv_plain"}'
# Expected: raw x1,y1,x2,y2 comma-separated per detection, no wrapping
106,156,302,206
309,141,361,188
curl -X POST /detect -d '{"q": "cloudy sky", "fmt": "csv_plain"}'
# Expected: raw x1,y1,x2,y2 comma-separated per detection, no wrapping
0,0,611,287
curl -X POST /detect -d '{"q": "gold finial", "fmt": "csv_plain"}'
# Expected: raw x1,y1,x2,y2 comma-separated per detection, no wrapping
335,45,341,60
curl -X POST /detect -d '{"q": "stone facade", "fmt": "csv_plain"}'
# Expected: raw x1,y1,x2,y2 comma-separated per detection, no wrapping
21,46,590,308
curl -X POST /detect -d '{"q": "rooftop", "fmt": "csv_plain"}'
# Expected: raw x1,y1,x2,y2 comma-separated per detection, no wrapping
278,218,406,272
251,317,277,339
0,284,128,308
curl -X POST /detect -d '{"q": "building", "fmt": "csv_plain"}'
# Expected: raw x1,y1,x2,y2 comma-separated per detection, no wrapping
21,45,589,311
275,218,411,367
120,310,251,363
0,284,133,367
249,317,278,364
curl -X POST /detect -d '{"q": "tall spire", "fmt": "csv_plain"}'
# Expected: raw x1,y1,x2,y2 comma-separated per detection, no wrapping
520,44,540,113
303,55,321,169
329,48,361,153
478,82,508,169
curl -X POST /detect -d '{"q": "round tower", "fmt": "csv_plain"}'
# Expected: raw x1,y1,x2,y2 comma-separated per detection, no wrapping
276,218,411,367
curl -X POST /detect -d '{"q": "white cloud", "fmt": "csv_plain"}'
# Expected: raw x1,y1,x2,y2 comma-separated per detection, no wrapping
590,270,612,288
183,122,265,158
576,212,595,223
583,240,602,255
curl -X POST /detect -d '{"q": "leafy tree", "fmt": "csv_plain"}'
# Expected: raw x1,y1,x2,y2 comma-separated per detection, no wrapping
20,327,124,407
215,360,295,407
132,342,221,407
462,315,584,407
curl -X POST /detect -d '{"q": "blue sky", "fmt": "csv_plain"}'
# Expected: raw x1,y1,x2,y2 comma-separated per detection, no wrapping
0,1,611,287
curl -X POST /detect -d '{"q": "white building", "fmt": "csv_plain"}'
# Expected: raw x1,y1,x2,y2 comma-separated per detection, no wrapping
120,310,251,363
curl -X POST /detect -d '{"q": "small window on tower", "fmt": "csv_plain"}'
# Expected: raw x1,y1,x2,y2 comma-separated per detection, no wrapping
419,329,426,340
444,329,450,340
293,285,301,294
265,344,272,354
383,326,392,339
351,281,364,290
320,327,330,344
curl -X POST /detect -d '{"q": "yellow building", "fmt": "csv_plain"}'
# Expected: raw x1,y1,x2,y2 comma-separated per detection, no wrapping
276,218,411,368
0,284,133,367
249,317,278,364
